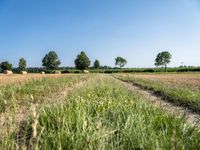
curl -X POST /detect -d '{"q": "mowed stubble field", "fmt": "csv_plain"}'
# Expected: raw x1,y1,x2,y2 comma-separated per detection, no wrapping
0,74,66,86
1,73,200,149
116,73,200,112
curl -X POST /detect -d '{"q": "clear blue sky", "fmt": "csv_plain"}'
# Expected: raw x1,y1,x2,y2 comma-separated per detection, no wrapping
0,0,200,67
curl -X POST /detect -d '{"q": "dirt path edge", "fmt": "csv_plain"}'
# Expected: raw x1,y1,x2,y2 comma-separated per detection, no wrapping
114,77,200,126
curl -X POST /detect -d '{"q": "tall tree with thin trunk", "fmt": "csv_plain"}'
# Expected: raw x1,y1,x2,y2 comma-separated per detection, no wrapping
19,57,27,71
115,57,127,68
155,51,172,72
93,59,100,69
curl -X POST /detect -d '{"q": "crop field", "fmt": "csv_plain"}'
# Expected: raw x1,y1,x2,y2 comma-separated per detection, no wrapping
115,73,200,112
1,73,200,149
0,74,67,86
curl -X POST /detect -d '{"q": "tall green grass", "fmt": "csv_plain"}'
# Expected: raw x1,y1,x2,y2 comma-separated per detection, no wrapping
5,76,200,149
115,74,200,112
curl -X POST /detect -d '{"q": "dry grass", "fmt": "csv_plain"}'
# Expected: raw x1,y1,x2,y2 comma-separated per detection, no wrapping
0,73,66,86
132,73,200,89
115,73,200,112
0,74,92,138
1,74,200,149
117,78,200,126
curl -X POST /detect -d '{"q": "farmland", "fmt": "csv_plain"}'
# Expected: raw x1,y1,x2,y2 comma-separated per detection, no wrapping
0,74,66,86
115,73,200,112
1,73,200,149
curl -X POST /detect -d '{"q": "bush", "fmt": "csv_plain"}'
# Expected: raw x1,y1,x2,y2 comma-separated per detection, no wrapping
61,70,70,73
143,69,154,72
74,70,82,74
104,70,113,74
0,61,12,70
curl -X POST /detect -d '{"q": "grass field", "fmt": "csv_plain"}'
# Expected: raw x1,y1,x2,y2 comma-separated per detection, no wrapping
0,74,70,86
115,73,200,112
1,73,200,149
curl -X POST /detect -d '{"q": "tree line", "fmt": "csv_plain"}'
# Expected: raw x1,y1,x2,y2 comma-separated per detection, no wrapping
0,50,172,72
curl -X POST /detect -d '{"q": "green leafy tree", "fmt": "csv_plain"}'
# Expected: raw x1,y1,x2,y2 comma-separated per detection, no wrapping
18,57,27,71
42,51,61,70
155,51,172,72
93,59,100,69
115,57,127,68
0,61,12,70
74,51,91,70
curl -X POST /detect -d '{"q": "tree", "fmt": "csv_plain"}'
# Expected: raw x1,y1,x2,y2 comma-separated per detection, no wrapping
115,57,127,68
42,51,61,70
0,61,12,70
155,51,172,72
18,58,27,71
74,51,91,70
93,59,100,69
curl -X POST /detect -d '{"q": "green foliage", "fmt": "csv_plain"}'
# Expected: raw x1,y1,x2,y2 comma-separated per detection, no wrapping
74,51,91,70
60,66,200,74
42,51,61,70
115,57,127,68
18,58,27,71
0,61,12,70
155,51,172,71
93,59,100,69
61,69,83,74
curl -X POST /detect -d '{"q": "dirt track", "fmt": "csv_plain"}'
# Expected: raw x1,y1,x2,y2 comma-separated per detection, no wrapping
116,77,200,126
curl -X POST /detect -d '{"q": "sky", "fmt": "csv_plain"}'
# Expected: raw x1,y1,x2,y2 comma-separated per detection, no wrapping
0,0,200,68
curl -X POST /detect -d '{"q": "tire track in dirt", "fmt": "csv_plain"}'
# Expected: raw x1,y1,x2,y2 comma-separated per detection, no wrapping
114,77,200,126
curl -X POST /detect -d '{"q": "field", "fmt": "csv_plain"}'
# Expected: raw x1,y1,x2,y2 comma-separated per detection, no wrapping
115,73,200,112
0,74,66,86
1,73,200,149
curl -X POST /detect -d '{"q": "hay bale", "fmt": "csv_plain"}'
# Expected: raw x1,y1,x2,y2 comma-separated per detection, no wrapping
54,71,61,74
4,70,13,74
21,71,28,74
83,70,89,73
41,71,45,74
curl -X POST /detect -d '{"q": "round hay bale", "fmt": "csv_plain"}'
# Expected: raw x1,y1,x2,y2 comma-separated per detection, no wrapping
4,70,13,74
41,71,45,74
21,71,28,75
83,70,89,73
54,71,61,74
